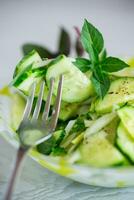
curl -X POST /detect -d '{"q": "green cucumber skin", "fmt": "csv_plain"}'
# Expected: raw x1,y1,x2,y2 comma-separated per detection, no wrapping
11,64,33,87
116,122,134,163
79,131,125,167
13,50,42,78
116,142,133,165
46,55,94,103
117,106,134,139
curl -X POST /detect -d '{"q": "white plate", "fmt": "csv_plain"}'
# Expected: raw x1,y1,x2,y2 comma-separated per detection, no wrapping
1,87,134,188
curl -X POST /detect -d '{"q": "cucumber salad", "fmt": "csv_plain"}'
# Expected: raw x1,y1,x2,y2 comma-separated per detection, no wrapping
10,19,134,167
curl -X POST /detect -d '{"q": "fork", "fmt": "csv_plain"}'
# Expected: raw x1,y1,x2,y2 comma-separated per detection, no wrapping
5,75,63,200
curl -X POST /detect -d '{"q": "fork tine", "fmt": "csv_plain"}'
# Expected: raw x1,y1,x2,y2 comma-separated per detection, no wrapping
49,75,63,132
42,77,54,122
32,81,45,120
22,82,36,120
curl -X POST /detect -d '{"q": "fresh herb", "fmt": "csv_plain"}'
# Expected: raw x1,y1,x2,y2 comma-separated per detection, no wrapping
74,19,129,98
22,44,54,59
37,136,56,155
101,57,129,72
58,28,71,55
99,49,107,62
54,130,66,146
74,26,84,57
37,130,66,156
22,28,72,59
91,71,110,99
51,146,66,156
70,117,86,134
73,58,91,72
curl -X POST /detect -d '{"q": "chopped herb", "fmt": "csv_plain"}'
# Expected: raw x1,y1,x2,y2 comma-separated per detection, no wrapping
51,146,66,156
37,136,56,155
70,117,86,134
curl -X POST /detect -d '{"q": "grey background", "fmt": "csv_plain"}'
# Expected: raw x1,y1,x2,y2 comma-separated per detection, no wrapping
0,0,134,199
1,0,134,86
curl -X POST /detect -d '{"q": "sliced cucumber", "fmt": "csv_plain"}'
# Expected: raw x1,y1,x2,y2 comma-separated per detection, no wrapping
46,55,94,103
15,69,43,93
59,102,79,121
117,123,134,162
11,92,26,131
95,78,134,113
13,50,42,77
79,131,125,167
12,64,54,103
12,59,80,121
117,106,134,139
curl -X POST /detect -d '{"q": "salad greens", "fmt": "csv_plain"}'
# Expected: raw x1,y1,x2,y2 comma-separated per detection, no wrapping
10,19,134,167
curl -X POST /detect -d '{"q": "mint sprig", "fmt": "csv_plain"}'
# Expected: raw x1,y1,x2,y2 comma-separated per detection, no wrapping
74,19,129,98
73,58,91,72
101,57,129,72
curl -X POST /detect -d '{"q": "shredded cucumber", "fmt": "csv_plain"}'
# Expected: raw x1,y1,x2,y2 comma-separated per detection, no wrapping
85,113,116,138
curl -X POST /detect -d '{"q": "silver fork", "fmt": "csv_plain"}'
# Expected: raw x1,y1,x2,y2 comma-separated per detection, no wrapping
5,75,63,200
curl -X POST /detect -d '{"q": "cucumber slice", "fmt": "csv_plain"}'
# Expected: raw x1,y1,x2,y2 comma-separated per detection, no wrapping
11,93,26,131
59,102,79,121
95,78,134,113
13,50,42,77
79,131,125,167
117,106,134,139
117,123,134,162
12,64,54,103
46,55,94,103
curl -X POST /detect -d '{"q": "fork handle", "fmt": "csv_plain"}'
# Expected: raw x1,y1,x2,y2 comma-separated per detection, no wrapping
4,147,27,200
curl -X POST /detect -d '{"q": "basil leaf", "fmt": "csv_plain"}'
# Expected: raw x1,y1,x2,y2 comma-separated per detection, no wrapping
74,26,84,56
75,38,84,57
101,57,129,72
22,43,53,58
81,19,104,58
58,28,71,56
91,69,110,98
73,58,91,72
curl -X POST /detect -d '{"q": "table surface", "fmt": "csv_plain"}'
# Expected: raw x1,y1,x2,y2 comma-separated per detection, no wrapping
1,138,134,200
1,0,134,199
